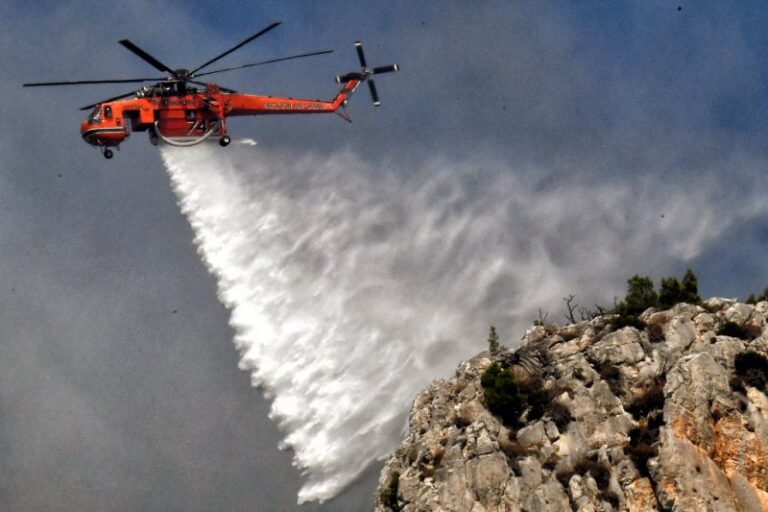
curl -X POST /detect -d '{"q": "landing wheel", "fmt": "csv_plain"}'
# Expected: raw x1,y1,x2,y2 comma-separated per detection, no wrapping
103,149,114,159
219,135,231,147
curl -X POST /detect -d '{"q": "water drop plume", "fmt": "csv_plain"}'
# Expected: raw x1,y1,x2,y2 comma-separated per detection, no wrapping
160,143,762,502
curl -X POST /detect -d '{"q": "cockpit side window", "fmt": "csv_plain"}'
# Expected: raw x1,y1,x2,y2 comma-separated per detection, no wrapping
104,106,112,119
88,106,102,124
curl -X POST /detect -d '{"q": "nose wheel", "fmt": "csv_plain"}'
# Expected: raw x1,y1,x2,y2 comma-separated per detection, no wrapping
103,149,114,159
219,135,231,147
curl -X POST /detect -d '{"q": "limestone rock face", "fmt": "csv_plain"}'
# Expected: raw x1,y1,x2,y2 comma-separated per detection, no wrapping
374,300,768,511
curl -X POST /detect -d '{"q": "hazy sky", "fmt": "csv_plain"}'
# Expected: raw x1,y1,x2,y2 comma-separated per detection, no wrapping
2,1,768,511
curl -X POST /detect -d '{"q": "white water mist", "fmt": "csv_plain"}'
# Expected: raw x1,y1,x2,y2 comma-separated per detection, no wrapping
161,143,763,503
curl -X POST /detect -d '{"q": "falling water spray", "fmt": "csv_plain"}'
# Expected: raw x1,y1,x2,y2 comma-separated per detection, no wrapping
160,143,760,502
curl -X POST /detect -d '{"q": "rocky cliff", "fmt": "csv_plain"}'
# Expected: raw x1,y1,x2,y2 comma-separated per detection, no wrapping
373,299,768,511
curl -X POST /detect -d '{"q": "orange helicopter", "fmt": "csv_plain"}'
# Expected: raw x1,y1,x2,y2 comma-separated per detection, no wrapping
24,22,398,159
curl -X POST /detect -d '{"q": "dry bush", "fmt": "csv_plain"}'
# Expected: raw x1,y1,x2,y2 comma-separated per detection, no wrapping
598,365,624,397
626,377,666,420
718,321,751,340
646,323,665,343
733,351,768,391
558,454,621,508
406,445,419,464
549,402,574,430
626,413,663,478
429,446,445,465
499,439,530,460
379,471,401,512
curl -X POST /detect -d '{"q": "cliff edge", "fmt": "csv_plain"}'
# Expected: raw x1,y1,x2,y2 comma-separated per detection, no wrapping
374,298,768,511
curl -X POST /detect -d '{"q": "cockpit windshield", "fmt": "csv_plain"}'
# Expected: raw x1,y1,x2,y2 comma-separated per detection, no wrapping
88,106,102,124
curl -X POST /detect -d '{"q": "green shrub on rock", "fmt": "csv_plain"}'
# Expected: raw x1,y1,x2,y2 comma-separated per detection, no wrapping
480,362,526,426
480,364,574,429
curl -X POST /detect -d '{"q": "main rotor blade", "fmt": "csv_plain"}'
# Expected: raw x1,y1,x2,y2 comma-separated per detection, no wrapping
119,39,175,74
79,91,137,111
188,80,238,93
24,78,162,87
192,49,333,78
190,22,282,75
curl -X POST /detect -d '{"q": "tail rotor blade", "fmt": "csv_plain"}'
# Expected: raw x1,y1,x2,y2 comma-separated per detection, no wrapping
335,72,363,83
336,40,397,107
372,64,399,75
354,41,368,68
368,79,380,106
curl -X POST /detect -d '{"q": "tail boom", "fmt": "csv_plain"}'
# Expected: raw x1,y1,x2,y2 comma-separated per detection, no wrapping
224,78,361,117
219,40,396,117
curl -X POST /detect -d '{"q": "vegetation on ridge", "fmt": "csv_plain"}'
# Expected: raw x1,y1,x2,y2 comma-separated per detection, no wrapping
612,269,701,329
746,287,768,305
536,269,703,330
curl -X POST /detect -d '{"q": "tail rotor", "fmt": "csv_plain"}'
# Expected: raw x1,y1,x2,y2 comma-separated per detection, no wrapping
335,41,399,107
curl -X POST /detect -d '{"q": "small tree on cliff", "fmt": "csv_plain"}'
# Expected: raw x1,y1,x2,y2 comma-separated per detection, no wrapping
616,275,657,316
488,326,500,354
747,287,768,304
613,270,702,329
658,277,682,309
658,269,701,309
680,269,701,304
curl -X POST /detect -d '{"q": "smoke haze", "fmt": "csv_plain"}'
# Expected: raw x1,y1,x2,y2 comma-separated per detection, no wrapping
161,142,766,502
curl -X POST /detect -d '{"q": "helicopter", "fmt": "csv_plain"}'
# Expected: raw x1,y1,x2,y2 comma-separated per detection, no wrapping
23,22,399,159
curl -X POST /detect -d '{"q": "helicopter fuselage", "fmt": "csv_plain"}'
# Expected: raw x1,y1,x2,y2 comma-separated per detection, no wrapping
25,23,398,159
80,79,361,150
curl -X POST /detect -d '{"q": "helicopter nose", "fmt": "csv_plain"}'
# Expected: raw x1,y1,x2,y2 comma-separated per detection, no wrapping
81,123,128,146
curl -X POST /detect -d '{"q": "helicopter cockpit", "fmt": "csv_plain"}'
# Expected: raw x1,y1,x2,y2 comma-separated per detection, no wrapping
87,105,102,124
87,105,114,124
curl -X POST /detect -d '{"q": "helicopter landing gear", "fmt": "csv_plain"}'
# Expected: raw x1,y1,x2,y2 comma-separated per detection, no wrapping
219,135,231,147
103,149,114,159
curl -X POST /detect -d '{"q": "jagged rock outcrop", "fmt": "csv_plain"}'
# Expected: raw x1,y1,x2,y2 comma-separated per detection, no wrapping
374,299,768,511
